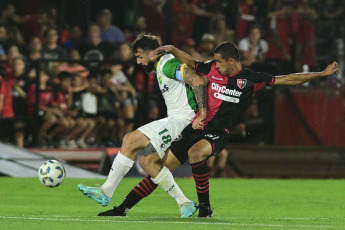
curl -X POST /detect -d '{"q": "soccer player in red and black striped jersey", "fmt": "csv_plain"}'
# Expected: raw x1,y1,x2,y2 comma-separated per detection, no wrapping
99,42,340,217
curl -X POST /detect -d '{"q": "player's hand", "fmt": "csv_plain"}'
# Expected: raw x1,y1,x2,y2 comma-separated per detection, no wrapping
323,61,340,76
150,45,174,61
192,115,205,130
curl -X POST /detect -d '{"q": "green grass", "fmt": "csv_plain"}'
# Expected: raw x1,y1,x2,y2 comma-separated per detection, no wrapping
1,177,345,229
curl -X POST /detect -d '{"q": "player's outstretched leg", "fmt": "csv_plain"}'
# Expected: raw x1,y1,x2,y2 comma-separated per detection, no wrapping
78,130,150,206
139,153,197,218
98,176,158,216
151,166,197,218
78,184,112,207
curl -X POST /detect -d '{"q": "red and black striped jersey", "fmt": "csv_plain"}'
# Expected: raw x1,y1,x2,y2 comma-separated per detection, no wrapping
194,60,275,132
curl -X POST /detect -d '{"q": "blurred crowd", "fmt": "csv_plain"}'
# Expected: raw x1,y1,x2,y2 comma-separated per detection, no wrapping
0,0,344,151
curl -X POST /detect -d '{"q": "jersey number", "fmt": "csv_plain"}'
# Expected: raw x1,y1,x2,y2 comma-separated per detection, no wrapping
162,135,172,144
159,128,172,144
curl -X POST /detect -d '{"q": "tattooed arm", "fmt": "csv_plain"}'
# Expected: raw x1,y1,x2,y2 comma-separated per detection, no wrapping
151,45,209,129
182,64,208,129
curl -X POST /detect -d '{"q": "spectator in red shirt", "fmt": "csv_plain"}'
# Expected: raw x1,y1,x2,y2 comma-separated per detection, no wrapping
22,7,50,42
141,0,166,42
295,0,318,71
172,0,196,48
27,69,62,147
237,0,256,39
0,66,14,118
266,2,298,74
52,72,92,149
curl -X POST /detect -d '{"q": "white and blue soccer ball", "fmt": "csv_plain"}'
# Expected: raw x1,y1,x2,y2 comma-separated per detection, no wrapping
38,160,66,187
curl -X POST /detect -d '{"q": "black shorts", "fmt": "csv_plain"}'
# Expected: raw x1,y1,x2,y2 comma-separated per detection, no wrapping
170,123,228,164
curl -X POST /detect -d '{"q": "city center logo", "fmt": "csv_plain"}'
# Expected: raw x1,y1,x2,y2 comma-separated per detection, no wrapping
211,83,242,97
237,79,247,89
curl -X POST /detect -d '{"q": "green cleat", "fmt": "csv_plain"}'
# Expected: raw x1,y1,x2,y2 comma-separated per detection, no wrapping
179,201,198,218
78,184,112,206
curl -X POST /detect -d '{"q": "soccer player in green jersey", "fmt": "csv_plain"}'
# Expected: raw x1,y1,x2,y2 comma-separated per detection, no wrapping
78,33,208,217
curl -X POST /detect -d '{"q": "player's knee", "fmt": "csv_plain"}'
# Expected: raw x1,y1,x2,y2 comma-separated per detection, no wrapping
188,150,205,163
138,155,150,171
122,132,138,148
139,154,160,171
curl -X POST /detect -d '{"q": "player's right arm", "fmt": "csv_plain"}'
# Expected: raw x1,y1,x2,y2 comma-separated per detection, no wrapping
151,45,198,69
181,65,208,129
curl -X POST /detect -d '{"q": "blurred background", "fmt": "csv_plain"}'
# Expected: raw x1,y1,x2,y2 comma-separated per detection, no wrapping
0,0,344,178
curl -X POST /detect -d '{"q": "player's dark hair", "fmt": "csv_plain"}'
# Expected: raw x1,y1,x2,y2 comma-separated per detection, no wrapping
214,42,240,61
132,33,160,53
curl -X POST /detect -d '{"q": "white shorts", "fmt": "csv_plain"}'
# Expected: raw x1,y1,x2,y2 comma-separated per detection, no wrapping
138,117,190,159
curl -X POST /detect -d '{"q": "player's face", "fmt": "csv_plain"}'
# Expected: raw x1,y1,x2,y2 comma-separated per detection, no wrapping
134,48,154,72
214,53,230,76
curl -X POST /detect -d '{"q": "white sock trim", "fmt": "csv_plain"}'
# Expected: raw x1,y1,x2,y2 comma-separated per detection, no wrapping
151,166,169,184
116,152,134,167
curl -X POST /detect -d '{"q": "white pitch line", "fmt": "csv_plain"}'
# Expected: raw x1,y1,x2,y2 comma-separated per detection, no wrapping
0,216,343,229
8,215,343,221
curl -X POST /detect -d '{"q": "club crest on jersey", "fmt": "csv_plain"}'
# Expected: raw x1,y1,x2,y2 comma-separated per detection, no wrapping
237,79,247,89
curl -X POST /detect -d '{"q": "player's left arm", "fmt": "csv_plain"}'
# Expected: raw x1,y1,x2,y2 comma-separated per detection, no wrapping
274,62,340,85
182,65,208,129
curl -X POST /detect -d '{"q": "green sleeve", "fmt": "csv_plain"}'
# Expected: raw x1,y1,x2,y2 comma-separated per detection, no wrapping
161,58,181,79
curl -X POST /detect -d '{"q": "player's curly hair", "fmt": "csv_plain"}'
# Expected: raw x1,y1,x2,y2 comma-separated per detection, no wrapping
132,33,160,53
215,42,240,61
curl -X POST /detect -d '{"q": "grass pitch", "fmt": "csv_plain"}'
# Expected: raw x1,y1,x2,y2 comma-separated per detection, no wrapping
1,177,345,229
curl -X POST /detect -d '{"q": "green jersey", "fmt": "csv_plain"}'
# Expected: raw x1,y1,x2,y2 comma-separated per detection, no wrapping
155,54,197,121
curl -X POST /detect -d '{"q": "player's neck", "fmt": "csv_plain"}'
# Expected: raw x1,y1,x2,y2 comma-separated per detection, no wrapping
228,63,242,76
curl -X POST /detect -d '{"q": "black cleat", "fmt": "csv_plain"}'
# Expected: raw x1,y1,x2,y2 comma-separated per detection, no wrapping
98,206,126,216
197,203,213,217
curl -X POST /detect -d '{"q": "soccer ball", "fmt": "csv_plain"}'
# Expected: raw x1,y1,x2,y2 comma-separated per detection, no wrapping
38,160,66,187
